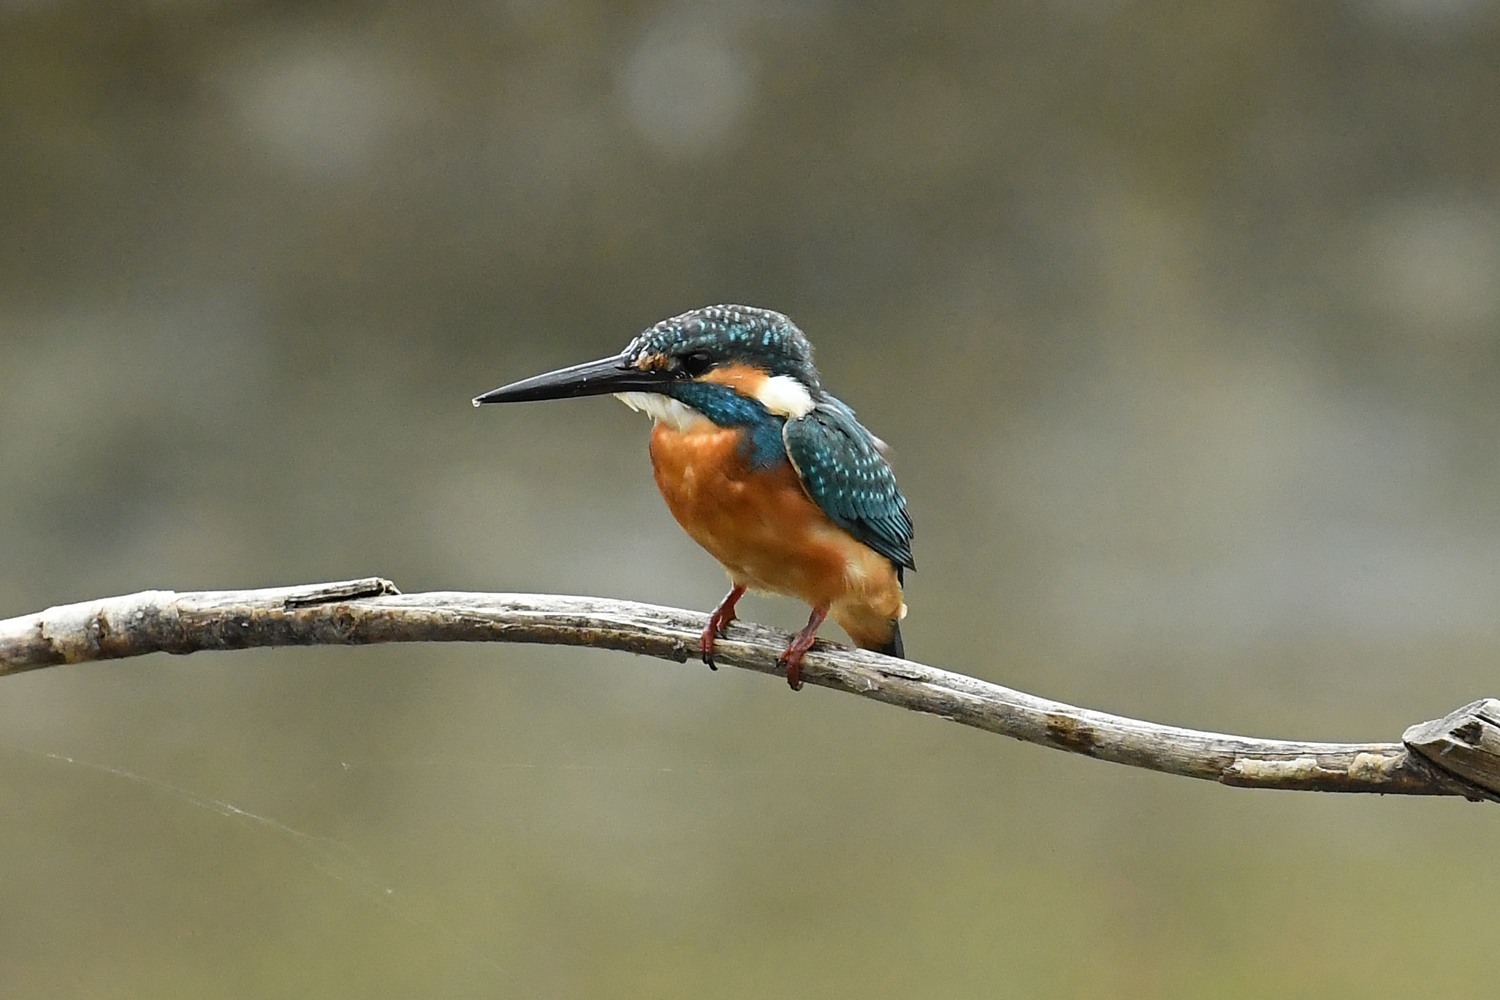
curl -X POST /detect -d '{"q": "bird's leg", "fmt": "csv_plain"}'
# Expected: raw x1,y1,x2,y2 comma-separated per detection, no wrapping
778,605,829,691
701,584,747,670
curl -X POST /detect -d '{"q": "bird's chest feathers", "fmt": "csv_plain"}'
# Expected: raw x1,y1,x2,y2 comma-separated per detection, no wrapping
648,423,811,567
649,423,777,519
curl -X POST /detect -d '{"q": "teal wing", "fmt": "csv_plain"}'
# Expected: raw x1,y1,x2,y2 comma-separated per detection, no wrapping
782,399,914,572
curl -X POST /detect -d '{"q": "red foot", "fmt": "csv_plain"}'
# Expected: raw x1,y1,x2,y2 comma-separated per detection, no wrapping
701,584,747,670
777,606,829,691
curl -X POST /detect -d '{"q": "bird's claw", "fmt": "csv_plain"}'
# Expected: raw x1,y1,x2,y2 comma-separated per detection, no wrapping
700,624,724,670
700,584,746,676
776,653,805,691
776,606,827,692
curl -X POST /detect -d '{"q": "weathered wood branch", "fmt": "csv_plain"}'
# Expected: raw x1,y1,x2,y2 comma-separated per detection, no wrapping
2,578,1496,801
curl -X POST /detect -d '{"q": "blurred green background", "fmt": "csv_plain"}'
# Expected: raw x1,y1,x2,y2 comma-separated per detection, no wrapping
3,2,1499,997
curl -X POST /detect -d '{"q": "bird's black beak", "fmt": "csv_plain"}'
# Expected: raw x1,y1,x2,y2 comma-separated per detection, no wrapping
472,353,671,406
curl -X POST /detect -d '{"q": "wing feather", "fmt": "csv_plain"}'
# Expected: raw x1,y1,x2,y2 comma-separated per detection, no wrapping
782,400,914,571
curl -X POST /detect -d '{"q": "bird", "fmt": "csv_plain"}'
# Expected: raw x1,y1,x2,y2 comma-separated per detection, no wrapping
472,305,913,690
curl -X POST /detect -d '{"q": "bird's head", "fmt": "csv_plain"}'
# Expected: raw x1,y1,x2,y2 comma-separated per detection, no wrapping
474,305,823,428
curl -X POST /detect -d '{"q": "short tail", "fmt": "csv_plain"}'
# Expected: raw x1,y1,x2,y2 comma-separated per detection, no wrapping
837,608,905,659
871,622,904,660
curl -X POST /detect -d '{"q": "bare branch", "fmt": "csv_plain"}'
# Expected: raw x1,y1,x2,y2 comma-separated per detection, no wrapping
2,578,1495,801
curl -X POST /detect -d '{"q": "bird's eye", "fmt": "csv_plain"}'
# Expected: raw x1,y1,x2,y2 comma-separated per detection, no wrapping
679,351,713,377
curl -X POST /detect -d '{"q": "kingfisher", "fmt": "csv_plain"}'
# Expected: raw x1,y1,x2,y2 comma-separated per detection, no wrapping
472,305,913,690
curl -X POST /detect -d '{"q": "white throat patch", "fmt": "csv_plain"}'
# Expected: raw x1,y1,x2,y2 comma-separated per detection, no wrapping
613,392,710,432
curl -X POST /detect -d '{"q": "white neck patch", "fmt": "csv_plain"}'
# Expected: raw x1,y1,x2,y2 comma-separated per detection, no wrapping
753,374,815,418
614,392,710,432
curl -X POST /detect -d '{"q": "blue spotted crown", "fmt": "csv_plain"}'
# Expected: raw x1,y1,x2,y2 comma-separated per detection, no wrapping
626,305,822,387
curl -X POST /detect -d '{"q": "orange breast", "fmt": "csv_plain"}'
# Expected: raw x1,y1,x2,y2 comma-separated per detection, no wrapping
648,422,904,640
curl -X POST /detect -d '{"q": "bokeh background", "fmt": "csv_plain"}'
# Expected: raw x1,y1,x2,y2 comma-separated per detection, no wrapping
4,2,1499,996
